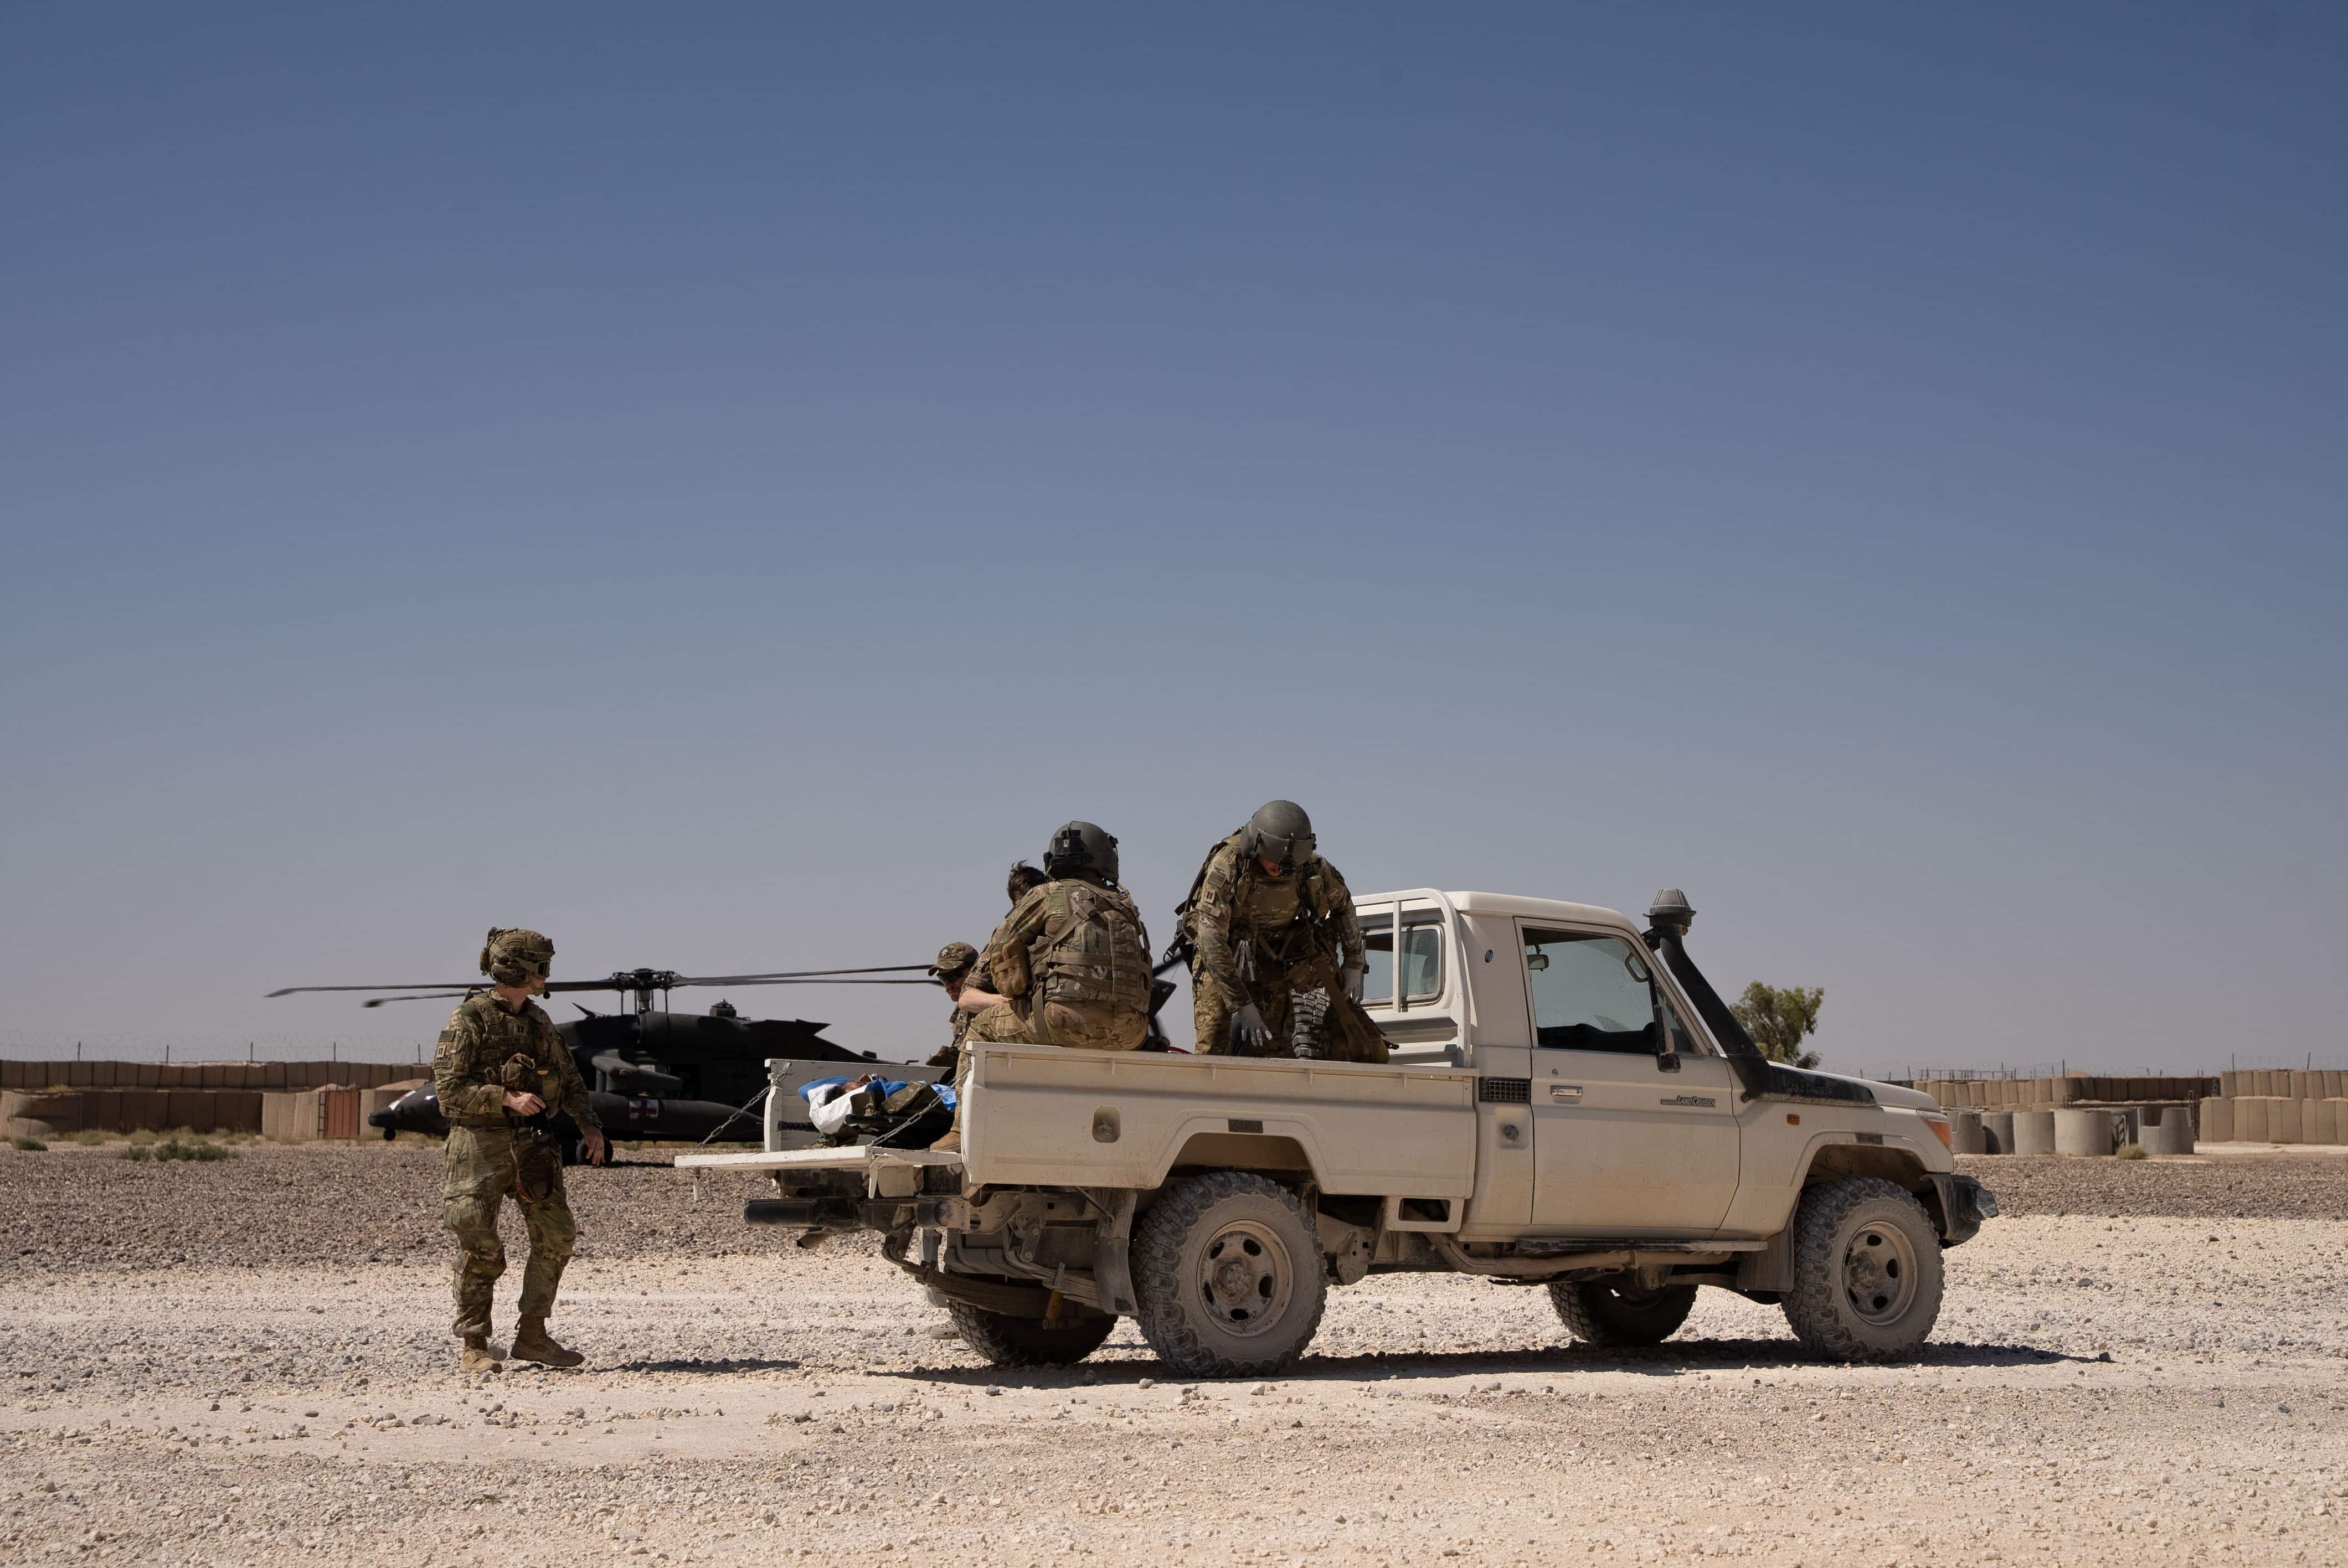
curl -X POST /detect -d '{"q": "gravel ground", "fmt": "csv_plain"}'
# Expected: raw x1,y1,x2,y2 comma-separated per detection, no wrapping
4,1140,2345,1566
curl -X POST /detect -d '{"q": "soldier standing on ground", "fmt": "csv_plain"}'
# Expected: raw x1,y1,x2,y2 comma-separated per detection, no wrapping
1176,800,1368,1056
433,927,606,1373
932,826,1152,1151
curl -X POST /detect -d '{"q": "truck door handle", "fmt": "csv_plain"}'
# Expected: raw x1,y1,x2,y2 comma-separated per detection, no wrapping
1549,1084,1582,1102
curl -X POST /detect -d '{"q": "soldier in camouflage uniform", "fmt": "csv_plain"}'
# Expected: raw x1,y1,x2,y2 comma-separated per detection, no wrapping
433,928,606,1373
1177,800,1368,1056
933,826,1152,1151
923,941,982,1068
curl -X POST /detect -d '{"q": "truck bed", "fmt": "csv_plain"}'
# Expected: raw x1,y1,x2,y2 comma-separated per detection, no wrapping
953,1044,1477,1197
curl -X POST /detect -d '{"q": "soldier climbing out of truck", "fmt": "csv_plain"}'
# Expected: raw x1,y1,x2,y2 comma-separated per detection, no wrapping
1175,800,1382,1061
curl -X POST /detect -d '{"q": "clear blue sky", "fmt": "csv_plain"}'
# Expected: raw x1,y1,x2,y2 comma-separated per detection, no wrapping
4,4,2342,1071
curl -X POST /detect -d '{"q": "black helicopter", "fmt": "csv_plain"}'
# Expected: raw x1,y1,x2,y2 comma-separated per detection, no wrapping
267,964,937,1162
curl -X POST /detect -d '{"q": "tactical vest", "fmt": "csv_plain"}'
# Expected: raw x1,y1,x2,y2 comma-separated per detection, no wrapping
440,995,567,1127
1033,879,1152,1027
1175,832,1338,964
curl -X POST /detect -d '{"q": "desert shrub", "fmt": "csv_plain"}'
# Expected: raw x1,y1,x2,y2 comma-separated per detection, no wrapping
2115,1142,2148,1160
152,1138,235,1162
121,1144,152,1161
69,1129,110,1145
9,1136,48,1152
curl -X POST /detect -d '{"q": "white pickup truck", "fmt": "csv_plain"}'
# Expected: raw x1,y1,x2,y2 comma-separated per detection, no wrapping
679,889,1995,1379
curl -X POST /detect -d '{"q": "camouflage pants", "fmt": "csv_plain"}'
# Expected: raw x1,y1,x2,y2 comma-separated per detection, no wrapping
950,1000,1140,1137
1192,970,1294,1057
965,998,1144,1052
441,1123,576,1340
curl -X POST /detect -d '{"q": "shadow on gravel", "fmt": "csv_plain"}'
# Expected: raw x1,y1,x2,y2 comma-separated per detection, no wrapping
863,1337,2093,1389
603,1356,801,1375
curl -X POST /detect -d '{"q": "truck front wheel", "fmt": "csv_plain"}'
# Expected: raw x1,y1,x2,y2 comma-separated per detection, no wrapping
1547,1280,1698,1347
945,1302,1116,1367
1781,1176,1944,1361
1131,1171,1328,1379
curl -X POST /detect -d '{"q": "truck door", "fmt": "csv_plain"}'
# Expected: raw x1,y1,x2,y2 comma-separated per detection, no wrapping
1520,924,1741,1237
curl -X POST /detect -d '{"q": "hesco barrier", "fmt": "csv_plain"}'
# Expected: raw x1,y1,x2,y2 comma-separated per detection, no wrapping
1906,1075,2218,1108
0,1059,428,1091
261,1087,365,1142
2,1089,266,1136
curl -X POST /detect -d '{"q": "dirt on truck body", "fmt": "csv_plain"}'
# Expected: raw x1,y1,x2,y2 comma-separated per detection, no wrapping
679,888,1996,1378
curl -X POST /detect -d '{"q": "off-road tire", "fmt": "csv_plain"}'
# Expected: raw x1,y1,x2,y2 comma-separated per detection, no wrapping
1547,1280,1698,1347
1290,991,1332,1058
1781,1176,1944,1362
945,1302,1116,1367
1131,1171,1328,1379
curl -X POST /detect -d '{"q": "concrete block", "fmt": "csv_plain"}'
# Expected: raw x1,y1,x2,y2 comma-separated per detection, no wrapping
1981,1111,2015,1154
2012,1110,2058,1155
2054,1107,2119,1156
2270,1098,2302,1144
1949,1110,1986,1154
2199,1097,2232,1143
2144,1111,2195,1157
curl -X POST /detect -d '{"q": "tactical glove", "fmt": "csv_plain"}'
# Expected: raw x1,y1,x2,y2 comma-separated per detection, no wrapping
1340,965,1365,1003
1230,1003,1273,1053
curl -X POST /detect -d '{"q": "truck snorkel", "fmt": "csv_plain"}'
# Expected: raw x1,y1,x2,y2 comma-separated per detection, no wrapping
1642,888,1875,1107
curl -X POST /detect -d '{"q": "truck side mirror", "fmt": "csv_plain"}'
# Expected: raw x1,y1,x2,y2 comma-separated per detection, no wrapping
1656,1050,1681,1074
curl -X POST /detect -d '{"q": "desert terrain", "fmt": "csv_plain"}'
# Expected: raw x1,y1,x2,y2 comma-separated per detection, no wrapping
4,1138,2344,1566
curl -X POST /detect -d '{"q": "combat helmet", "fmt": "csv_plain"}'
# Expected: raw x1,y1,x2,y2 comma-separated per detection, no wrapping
478,927,555,986
1240,800,1316,873
1044,821,1120,885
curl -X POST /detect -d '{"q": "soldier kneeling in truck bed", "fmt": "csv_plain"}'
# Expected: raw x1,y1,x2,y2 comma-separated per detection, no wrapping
932,822,1151,1152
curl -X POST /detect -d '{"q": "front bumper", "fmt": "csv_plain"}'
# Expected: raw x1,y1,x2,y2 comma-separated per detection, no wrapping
1927,1173,1999,1246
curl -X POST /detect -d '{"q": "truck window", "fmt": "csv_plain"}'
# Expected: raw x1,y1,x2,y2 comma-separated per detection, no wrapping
1361,914,1444,1007
1522,929,1669,1054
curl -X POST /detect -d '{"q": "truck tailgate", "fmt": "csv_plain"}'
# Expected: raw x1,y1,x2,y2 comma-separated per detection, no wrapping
671,1146,961,1175
961,1045,1477,1197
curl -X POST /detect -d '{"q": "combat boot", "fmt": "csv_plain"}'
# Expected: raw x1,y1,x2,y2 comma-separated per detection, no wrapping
929,1129,961,1153
459,1335,503,1374
509,1316,585,1368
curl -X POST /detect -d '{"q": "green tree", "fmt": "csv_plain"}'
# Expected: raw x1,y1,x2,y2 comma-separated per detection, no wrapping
1730,982,1824,1070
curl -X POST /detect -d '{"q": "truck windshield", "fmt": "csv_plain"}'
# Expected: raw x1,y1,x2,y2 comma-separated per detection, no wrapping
1361,914,1443,1006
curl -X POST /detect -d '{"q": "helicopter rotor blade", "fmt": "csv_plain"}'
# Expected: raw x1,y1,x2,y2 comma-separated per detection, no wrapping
358,991,476,1008
679,976,939,987
274,962,940,1002
267,982,474,998
665,966,934,985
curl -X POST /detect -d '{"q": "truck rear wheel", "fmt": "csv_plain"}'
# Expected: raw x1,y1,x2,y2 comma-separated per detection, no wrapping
1131,1171,1327,1379
1781,1176,1944,1361
945,1302,1116,1367
1547,1280,1698,1347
